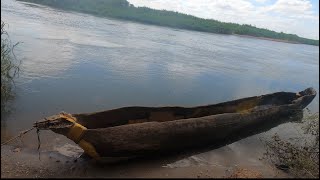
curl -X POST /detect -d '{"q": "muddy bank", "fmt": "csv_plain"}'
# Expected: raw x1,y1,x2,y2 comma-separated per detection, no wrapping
1,142,291,178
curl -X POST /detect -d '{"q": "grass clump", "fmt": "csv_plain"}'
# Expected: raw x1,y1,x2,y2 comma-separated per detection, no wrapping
263,112,319,178
1,20,20,111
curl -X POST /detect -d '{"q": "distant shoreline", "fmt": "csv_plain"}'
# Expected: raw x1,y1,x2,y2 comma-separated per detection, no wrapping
16,0,319,46
233,34,302,45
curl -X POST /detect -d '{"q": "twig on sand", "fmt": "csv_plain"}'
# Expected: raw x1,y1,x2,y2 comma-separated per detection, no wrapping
37,128,41,161
1,127,35,146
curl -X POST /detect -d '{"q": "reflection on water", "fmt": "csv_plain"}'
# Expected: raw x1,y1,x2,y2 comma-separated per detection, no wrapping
1,0,319,174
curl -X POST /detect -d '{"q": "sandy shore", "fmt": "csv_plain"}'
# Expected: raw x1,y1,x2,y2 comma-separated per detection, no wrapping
1,143,291,178
233,34,302,45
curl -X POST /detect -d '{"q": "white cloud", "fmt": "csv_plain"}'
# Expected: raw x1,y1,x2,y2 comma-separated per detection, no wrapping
263,0,315,17
254,0,269,3
127,0,319,39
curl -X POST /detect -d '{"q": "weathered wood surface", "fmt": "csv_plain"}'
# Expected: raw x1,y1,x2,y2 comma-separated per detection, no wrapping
34,87,316,159
83,106,302,157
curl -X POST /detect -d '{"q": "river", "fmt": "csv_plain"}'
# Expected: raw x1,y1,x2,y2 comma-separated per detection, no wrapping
1,0,319,178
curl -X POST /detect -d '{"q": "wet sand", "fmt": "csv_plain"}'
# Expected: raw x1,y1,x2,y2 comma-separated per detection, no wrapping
1,142,291,178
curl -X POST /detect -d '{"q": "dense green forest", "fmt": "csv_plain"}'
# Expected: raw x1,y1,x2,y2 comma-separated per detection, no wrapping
18,0,319,46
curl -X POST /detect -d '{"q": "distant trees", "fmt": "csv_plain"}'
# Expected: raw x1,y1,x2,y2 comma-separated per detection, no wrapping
18,0,318,46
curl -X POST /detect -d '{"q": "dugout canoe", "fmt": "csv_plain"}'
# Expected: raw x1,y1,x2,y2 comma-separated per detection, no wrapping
34,87,316,161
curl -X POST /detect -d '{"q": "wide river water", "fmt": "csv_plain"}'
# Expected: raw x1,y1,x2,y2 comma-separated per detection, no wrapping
1,0,319,177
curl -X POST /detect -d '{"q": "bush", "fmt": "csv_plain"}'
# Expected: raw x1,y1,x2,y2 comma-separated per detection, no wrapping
1,20,20,111
262,112,319,178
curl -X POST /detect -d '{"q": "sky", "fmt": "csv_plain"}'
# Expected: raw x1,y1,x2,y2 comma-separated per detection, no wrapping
127,0,319,40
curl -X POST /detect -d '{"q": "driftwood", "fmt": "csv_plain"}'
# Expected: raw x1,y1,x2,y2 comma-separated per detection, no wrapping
34,87,317,161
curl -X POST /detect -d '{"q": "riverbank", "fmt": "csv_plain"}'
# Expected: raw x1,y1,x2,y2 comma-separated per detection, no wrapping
234,34,302,45
1,144,291,178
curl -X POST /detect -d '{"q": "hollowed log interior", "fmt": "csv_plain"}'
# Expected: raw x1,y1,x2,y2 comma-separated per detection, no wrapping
73,92,299,129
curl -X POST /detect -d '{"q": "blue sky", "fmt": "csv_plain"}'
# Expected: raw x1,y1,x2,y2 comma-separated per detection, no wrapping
128,0,319,40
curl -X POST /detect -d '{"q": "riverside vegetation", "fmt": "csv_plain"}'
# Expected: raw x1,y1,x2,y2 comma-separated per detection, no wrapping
262,112,319,178
18,0,318,46
1,20,20,112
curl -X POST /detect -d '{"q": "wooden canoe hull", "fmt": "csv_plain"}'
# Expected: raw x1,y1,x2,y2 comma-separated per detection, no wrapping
82,105,302,158
35,87,317,160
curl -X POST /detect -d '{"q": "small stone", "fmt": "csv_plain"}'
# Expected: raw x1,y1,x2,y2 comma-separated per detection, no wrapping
13,148,21,153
